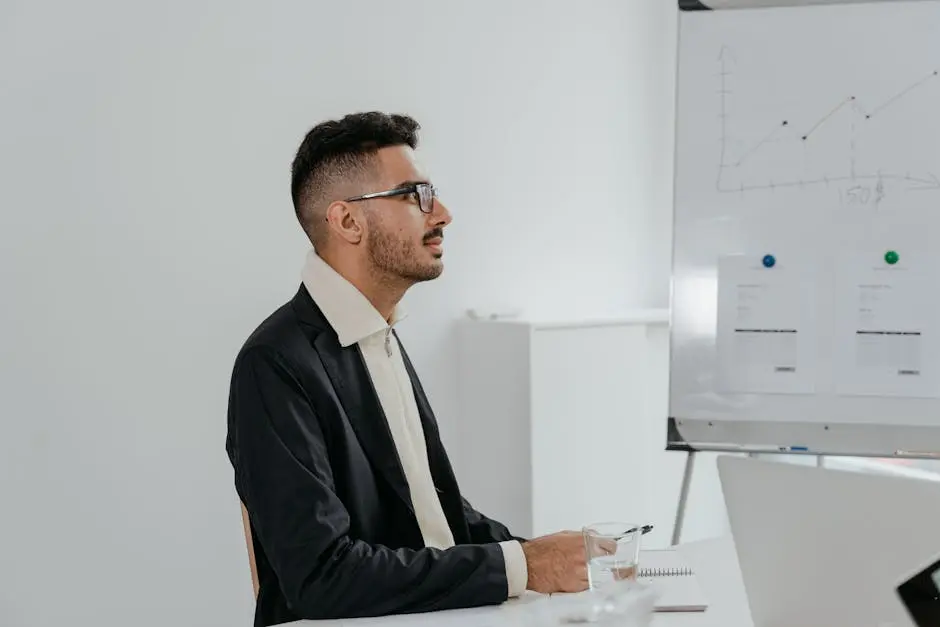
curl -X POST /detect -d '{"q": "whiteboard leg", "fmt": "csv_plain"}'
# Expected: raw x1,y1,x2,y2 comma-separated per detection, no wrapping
671,451,696,546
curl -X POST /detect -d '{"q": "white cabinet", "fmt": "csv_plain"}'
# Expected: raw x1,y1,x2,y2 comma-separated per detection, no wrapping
453,313,687,549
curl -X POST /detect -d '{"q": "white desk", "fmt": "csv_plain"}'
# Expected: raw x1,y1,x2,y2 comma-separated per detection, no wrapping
290,536,754,627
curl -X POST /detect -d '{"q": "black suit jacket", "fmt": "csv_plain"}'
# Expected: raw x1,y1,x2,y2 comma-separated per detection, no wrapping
226,286,522,626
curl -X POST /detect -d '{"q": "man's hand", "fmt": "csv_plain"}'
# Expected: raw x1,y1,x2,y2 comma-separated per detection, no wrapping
521,531,589,593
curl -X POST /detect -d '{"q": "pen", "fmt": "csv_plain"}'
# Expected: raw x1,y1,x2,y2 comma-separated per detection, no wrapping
625,524,654,535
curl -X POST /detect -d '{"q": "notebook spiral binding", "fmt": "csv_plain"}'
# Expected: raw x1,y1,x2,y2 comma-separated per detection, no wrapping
638,566,695,577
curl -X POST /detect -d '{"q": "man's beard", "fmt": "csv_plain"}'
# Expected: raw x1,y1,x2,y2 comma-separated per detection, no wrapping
367,226,443,283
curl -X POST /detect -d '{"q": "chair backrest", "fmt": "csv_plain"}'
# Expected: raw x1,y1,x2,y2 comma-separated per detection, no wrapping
240,501,260,599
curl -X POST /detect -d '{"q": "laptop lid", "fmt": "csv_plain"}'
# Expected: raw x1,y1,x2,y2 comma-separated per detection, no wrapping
718,455,940,627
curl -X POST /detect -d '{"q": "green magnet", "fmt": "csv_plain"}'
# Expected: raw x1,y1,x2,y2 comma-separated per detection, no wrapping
884,250,899,265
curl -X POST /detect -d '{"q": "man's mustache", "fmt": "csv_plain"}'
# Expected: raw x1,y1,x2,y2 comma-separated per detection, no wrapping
423,228,444,243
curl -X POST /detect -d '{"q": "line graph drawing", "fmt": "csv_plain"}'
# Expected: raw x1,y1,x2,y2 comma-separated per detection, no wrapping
715,46,940,199
802,96,855,142
734,120,788,166
862,69,939,120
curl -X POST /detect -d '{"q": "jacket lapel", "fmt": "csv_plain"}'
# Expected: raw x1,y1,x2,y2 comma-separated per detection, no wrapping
310,321,415,516
395,333,469,537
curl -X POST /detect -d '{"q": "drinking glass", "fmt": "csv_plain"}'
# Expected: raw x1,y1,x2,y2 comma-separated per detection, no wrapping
583,522,643,593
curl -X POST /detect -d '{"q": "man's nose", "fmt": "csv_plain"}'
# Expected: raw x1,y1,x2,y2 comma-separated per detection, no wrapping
430,197,452,227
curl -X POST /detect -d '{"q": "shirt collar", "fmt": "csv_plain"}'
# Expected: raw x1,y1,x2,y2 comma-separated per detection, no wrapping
300,249,407,347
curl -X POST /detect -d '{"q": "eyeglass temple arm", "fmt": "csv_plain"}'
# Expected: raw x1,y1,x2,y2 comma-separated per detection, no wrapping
345,186,415,203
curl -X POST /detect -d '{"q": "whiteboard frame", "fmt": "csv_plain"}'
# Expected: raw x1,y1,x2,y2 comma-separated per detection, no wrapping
679,0,930,10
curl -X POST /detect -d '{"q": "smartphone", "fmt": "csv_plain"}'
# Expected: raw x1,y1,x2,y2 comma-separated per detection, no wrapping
897,554,940,626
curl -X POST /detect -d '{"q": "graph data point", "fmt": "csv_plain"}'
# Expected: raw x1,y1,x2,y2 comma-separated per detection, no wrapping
782,120,788,126
801,135,808,141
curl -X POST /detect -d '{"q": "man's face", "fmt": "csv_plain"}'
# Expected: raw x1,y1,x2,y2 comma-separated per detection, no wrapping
361,146,452,283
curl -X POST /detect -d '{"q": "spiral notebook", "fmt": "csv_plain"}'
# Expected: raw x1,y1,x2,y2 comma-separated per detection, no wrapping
637,549,709,613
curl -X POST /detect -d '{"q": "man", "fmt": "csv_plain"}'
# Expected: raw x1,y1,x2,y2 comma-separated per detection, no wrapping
226,112,587,626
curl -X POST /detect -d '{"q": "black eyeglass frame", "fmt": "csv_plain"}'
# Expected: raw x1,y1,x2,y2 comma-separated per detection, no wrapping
344,182,438,214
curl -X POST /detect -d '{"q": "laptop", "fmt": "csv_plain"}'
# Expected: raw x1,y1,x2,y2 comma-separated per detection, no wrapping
717,455,940,627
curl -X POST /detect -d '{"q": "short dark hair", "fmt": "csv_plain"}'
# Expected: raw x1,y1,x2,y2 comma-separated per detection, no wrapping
290,112,420,248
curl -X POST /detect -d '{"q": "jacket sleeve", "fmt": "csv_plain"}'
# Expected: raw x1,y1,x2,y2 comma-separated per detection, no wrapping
227,346,510,619
461,498,528,544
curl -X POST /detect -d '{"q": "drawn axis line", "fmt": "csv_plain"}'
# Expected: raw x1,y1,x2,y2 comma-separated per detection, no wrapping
717,172,940,194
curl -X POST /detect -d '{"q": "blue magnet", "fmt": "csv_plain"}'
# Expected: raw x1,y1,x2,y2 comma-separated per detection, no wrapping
762,254,776,268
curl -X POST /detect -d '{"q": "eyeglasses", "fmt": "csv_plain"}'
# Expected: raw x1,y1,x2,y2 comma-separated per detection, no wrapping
344,182,438,214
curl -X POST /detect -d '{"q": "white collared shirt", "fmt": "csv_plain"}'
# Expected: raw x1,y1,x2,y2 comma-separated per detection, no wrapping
300,250,526,596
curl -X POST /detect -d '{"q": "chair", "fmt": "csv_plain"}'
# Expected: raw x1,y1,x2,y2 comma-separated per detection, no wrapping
241,501,260,599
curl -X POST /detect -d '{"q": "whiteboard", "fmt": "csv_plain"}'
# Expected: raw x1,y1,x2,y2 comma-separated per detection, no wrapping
668,0,940,456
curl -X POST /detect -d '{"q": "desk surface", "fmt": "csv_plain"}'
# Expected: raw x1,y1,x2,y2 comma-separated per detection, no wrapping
290,536,754,627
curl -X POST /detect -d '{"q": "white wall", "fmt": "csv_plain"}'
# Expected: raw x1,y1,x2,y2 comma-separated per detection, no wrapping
0,2,680,626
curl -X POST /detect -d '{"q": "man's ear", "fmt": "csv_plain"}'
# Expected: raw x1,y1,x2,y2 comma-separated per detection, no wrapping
325,201,364,245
